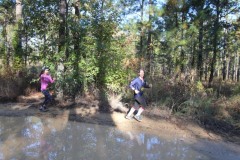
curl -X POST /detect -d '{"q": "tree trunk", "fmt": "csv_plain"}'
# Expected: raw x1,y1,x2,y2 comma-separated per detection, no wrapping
3,20,10,68
139,0,145,67
228,57,231,80
230,58,232,80
234,52,238,81
65,2,69,62
222,46,227,81
198,19,203,81
238,55,240,82
16,0,22,21
59,0,66,53
179,0,187,80
204,51,209,81
56,0,67,100
180,6,185,74
222,28,228,81
73,1,81,94
14,0,23,72
209,0,220,87
146,0,153,74
73,1,80,55
190,42,196,82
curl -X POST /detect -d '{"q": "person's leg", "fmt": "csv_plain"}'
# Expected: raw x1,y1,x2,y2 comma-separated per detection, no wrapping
135,107,144,116
40,90,51,111
126,100,140,119
44,91,52,106
126,107,135,118
41,90,47,106
134,96,147,121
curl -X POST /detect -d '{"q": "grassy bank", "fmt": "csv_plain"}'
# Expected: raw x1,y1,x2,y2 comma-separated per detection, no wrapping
139,79,240,137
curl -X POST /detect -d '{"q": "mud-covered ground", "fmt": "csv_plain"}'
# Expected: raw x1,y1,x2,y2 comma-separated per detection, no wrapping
0,92,240,147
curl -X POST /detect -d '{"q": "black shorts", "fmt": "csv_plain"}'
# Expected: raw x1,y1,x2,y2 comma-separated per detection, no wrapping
133,96,147,110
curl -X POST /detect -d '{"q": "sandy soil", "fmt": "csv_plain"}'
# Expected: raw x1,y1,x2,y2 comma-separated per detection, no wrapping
0,92,240,147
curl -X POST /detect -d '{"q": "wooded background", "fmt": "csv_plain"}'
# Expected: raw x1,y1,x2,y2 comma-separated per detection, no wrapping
0,0,239,99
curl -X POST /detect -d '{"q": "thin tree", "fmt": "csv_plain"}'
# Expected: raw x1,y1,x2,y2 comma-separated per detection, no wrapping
146,0,153,74
56,0,67,100
209,0,220,87
14,0,23,71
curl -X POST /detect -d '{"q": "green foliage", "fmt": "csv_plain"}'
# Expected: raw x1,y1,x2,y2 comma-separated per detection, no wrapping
96,35,130,93
194,81,205,94
233,83,240,95
0,0,239,100
176,97,213,117
154,79,216,116
59,73,81,98
105,67,128,93
78,55,99,92
13,56,23,71
12,24,24,72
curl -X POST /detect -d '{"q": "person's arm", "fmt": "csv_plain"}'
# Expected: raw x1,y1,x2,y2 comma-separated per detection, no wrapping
143,81,152,88
129,78,140,94
49,75,55,83
45,75,54,83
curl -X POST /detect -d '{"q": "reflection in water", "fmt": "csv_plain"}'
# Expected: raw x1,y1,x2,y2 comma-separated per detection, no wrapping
0,116,239,160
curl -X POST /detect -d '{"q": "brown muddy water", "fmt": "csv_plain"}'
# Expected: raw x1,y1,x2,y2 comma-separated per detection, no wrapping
0,116,239,160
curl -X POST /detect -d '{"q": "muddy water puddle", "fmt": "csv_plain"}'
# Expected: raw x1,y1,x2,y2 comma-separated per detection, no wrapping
0,116,239,160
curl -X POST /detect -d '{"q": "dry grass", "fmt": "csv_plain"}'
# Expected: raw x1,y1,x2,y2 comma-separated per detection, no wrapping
0,76,22,101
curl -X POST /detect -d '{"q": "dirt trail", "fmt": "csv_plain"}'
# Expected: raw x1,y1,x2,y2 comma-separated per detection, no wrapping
0,93,239,147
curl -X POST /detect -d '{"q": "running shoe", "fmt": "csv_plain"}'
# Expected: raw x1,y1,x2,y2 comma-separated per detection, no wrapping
134,115,142,122
125,115,133,120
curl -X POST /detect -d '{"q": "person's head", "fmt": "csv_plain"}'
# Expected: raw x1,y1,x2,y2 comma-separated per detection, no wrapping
139,69,144,78
43,67,50,74
40,67,50,76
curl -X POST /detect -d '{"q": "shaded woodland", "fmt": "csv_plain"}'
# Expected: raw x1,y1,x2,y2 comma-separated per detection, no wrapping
0,0,240,133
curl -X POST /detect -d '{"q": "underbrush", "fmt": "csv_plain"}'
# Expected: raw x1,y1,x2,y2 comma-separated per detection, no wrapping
0,77,20,102
1,66,240,136
147,79,240,135
0,67,39,102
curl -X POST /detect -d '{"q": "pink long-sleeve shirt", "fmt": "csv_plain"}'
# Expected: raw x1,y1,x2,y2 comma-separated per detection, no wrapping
40,74,54,91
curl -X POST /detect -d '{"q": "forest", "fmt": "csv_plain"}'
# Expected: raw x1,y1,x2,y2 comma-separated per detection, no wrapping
0,0,240,134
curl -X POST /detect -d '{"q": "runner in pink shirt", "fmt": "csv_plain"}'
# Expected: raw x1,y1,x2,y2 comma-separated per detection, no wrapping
39,67,55,112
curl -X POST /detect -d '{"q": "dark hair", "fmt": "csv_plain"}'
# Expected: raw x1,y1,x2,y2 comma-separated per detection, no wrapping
39,70,44,78
39,67,49,77
42,66,50,71
138,68,144,74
